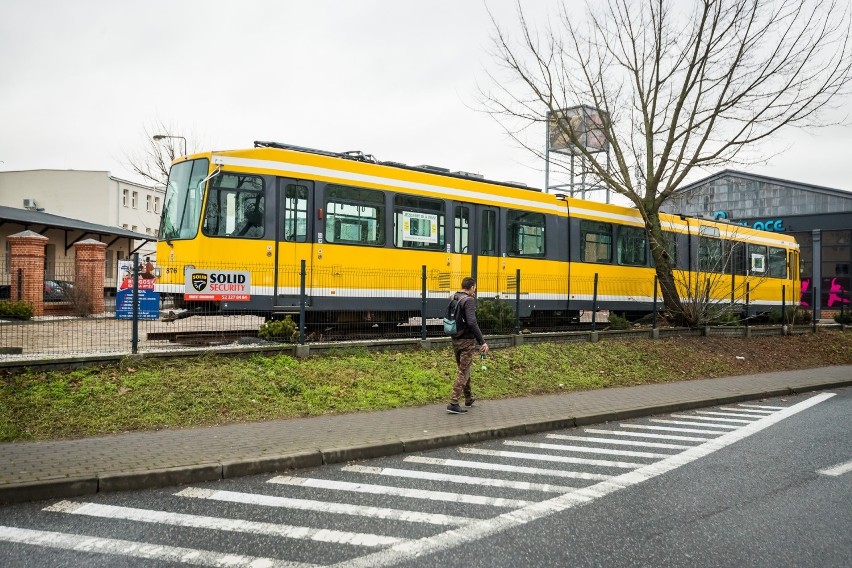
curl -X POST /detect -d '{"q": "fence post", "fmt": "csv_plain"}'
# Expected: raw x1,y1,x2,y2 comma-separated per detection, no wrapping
421,265,427,340
16,268,22,301
299,260,306,345
592,273,599,331
514,269,521,334
652,276,658,330
745,281,750,332
781,284,787,332
131,253,139,354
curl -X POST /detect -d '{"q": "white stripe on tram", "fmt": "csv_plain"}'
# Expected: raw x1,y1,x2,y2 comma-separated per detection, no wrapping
583,428,712,442
620,424,730,435
267,476,531,508
334,392,834,568
342,465,575,493
546,434,692,450
503,440,670,459
696,410,769,419
458,447,642,469
668,414,754,424
175,487,470,526
648,419,739,430
404,456,613,481
43,500,405,548
0,525,312,568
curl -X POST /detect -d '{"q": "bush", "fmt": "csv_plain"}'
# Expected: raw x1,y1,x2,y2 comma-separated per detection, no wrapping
258,316,298,342
476,298,516,332
0,300,34,320
607,312,630,330
835,311,852,325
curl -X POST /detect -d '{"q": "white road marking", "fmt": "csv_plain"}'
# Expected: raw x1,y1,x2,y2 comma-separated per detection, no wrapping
175,487,470,526
458,447,642,469
267,476,531,508
342,465,575,493
0,525,312,568
622,424,731,435
404,456,612,481
739,403,786,410
817,459,852,477
669,414,754,424
583,428,712,442
546,434,692,450
335,392,835,567
695,410,767,419
719,407,775,415
503,440,670,459
43,500,405,548
648,419,739,430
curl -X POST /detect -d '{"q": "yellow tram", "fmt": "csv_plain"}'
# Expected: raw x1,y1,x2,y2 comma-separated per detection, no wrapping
155,142,799,324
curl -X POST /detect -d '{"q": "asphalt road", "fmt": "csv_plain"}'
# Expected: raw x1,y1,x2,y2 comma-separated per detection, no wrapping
0,388,848,567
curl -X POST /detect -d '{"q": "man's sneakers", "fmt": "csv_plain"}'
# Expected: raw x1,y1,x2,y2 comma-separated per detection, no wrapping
446,403,468,414
464,398,476,408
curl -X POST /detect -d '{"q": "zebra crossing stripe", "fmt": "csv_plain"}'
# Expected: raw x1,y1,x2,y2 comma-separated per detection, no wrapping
504,440,670,459
176,487,470,526
342,464,576,493
43,500,406,548
696,410,768,419
335,392,835,568
0,525,313,568
267,476,531,508
621,424,732,435
583,428,712,442
648,419,739,430
546,434,692,450
739,404,786,410
404,456,613,481
719,407,774,415
669,414,753,424
458,447,642,469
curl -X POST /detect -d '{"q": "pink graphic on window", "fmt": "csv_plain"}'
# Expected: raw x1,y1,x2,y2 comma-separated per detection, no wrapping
827,277,850,307
800,279,811,307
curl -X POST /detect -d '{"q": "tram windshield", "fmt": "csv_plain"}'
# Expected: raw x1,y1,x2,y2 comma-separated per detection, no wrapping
159,158,210,241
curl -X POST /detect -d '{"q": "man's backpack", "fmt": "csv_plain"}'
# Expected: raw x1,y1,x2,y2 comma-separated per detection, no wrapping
443,295,466,335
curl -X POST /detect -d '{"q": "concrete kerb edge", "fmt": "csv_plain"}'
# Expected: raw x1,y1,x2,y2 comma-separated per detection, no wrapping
0,477,98,505
98,463,223,493
320,440,406,465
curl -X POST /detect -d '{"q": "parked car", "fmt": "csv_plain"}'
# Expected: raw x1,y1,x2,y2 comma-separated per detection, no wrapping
43,280,74,302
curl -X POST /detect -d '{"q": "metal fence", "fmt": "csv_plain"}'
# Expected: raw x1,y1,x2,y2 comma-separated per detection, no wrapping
0,255,821,363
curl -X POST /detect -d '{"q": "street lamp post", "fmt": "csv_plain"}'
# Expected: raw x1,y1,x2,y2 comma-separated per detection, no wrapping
153,134,187,157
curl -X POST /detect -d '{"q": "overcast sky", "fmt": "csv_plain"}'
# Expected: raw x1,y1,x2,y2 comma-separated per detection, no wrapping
1,0,850,195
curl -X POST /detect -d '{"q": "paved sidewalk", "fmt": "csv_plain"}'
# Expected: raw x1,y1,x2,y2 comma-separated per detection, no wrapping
1,365,850,505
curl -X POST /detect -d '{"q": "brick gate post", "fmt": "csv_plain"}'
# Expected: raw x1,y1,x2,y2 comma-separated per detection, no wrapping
73,239,108,315
8,231,49,316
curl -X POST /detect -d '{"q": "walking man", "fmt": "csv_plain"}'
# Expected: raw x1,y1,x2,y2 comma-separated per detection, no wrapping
447,277,489,414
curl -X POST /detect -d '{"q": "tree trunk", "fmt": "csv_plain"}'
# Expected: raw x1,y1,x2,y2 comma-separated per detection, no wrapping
646,211,684,318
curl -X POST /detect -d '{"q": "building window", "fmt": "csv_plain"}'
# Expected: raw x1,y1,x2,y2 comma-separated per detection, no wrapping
154,196,161,214
122,189,129,207
122,224,128,229
146,194,152,212
131,191,138,209
131,225,138,232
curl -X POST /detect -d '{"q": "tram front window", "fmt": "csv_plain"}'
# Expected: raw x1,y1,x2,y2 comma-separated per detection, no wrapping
160,158,210,241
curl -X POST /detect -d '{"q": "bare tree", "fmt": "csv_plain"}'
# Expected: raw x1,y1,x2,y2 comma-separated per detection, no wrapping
482,0,852,322
124,120,200,186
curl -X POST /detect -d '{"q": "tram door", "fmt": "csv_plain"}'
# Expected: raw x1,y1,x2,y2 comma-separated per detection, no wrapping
452,202,501,295
273,178,314,307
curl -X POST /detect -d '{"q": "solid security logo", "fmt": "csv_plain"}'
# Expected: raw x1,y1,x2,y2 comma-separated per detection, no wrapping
191,273,208,292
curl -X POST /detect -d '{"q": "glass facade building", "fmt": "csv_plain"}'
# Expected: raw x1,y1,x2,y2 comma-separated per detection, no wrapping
662,170,852,317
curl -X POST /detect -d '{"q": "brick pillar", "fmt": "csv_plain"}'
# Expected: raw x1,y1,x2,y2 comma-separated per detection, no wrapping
8,231,48,316
73,239,107,315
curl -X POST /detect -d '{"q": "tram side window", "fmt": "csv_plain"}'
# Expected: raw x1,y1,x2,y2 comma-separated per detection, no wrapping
616,225,646,266
698,237,723,272
202,174,265,239
580,220,612,263
393,195,445,250
325,184,385,246
728,241,747,275
507,210,545,257
749,244,768,275
282,183,308,242
768,246,787,278
481,210,497,256
454,206,470,253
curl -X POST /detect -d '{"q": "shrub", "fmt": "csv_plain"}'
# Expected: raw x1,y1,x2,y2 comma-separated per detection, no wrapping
476,298,516,332
835,311,852,325
0,300,34,320
258,316,298,342
607,312,630,330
